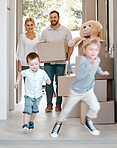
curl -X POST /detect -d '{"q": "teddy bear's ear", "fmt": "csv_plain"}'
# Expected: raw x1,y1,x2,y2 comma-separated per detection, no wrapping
68,37,82,47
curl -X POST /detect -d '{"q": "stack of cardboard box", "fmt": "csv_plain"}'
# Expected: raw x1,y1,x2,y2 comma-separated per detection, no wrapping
58,41,115,124
37,41,115,124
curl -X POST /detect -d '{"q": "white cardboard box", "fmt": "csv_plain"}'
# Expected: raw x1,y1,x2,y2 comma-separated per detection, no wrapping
37,41,68,62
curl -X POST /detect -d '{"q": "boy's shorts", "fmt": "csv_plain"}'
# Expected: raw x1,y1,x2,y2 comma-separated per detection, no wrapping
23,95,42,115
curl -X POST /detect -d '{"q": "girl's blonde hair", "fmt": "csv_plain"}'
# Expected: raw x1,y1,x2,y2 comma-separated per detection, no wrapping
24,17,35,31
82,38,101,50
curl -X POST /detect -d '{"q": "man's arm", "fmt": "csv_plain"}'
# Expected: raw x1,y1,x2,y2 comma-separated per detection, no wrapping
66,47,74,61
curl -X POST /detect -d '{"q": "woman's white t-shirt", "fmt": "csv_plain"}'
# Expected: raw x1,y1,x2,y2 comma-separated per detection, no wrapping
17,32,40,66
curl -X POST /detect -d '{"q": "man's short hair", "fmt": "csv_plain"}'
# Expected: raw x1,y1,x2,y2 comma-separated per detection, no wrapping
49,10,59,17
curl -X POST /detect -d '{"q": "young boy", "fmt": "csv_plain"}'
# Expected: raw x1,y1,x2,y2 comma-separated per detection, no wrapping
14,52,51,133
51,38,109,137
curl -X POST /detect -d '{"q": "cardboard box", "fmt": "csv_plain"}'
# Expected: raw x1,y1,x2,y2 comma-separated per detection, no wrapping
75,56,114,79
37,41,68,62
94,80,107,102
80,100,115,124
58,75,75,97
78,40,106,57
95,57,114,79
62,97,80,118
58,75,107,102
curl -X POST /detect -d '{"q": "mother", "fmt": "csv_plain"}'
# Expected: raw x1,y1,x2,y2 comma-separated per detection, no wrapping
17,17,40,71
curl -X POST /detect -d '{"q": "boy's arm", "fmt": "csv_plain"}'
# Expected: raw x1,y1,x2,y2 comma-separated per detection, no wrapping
14,72,22,89
46,78,51,85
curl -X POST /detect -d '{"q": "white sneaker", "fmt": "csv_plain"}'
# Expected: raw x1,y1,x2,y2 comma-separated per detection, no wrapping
22,124,29,134
84,119,100,136
51,123,62,137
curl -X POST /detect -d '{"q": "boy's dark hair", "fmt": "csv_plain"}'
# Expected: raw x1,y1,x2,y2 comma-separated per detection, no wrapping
49,10,59,17
26,52,40,64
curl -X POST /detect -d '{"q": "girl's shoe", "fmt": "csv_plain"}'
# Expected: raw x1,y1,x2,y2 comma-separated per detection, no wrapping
84,117,100,136
51,122,62,137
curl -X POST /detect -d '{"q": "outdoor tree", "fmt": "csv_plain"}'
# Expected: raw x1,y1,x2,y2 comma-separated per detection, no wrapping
23,0,82,32
63,0,82,31
23,0,63,32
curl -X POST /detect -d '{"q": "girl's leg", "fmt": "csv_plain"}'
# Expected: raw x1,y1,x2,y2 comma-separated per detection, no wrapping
83,89,100,119
51,90,82,137
82,89,101,136
57,89,82,122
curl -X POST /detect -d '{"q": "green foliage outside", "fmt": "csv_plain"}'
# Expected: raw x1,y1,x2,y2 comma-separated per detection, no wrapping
23,0,82,32
63,0,82,31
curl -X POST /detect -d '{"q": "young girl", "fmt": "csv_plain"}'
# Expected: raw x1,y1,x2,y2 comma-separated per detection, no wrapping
14,52,51,133
51,38,109,137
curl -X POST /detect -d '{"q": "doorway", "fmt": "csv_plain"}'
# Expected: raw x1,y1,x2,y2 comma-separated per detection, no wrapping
16,0,82,105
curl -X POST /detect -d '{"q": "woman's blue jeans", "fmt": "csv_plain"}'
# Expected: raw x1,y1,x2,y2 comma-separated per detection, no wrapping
44,63,65,107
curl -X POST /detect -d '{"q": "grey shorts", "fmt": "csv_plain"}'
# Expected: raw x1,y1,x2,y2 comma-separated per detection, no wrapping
23,95,42,115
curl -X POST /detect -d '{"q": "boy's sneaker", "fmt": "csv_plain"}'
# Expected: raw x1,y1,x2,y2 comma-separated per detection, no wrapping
22,124,29,133
51,122,62,138
29,121,34,130
84,118,100,136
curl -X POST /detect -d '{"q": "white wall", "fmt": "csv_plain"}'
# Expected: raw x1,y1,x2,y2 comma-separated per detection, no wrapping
113,0,117,122
0,0,9,120
0,0,16,120
16,0,23,103
8,0,16,111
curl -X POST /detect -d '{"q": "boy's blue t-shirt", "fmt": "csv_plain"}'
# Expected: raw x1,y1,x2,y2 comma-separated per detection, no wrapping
71,55,103,94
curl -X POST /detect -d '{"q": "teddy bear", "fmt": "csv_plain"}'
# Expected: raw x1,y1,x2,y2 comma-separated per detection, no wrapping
68,20,103,47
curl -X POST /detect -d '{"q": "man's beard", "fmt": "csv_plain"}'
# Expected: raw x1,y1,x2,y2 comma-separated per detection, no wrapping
51,20,59,26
